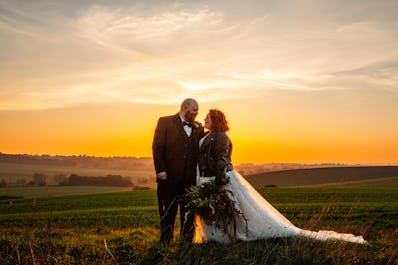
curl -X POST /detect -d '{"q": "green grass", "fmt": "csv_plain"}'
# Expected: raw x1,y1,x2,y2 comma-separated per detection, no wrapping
1,189,157,213
299,176,398,188
0,186,133,198
0,187,397,264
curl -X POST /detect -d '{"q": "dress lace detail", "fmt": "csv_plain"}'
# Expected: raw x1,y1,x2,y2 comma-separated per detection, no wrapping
193,170,367,244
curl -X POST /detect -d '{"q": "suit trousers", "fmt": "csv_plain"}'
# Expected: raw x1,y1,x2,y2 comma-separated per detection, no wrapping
157,181,194,243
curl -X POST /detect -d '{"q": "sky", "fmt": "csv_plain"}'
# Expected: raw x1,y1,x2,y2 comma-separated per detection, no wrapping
1,0,398,165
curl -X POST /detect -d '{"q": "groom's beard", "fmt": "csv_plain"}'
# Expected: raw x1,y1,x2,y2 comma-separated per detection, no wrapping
184,111,197,123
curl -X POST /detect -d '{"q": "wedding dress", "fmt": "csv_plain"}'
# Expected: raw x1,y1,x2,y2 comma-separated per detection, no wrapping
193,170,367,244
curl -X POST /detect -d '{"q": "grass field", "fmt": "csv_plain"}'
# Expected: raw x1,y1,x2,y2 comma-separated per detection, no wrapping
0,184,397,264
0,186,133,199
301,176,398,188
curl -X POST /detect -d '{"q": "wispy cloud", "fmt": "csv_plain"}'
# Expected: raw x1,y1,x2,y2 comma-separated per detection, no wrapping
74,4,224,54
1,1,398,110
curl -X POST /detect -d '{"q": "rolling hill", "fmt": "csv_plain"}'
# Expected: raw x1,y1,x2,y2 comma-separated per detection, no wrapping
244,166,398,187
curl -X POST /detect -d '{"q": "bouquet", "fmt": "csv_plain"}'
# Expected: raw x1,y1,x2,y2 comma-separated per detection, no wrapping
183,179,247,240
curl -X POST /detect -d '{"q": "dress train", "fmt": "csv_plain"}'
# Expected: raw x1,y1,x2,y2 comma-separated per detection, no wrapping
193,170,367,244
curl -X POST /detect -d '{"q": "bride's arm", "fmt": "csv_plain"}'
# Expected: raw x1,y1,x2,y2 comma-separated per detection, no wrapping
213,133,231,185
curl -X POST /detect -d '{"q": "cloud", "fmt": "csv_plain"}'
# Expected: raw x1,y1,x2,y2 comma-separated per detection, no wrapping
1,1,398,110
318,60,398,92
73,4,225,54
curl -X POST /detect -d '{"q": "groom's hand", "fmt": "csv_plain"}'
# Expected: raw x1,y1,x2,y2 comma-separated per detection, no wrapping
156,171,167,181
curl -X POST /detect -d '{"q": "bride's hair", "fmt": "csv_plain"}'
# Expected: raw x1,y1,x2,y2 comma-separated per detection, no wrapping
209,109,229,132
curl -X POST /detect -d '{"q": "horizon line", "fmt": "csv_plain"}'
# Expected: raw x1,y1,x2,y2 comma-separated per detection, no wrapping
1,151,397,166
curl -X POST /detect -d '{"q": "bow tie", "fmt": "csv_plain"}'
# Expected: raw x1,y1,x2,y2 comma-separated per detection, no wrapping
183,121,192,127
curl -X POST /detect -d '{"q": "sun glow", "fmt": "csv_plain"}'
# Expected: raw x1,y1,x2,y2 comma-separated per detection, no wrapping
1,1,398,164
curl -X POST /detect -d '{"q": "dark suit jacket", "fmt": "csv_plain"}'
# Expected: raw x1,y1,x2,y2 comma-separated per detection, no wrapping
152,113,204,185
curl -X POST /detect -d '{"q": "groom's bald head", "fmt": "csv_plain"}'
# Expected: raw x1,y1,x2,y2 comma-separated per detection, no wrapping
180,98,197,110
180,98,199,123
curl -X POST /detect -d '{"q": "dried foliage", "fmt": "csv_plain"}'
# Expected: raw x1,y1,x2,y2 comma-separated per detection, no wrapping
183,180,247,240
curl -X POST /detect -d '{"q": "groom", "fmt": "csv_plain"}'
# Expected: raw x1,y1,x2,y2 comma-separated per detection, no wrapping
152,98,204,243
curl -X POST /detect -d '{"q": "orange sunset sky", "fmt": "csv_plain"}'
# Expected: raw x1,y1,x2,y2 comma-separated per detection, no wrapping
1,0,398,165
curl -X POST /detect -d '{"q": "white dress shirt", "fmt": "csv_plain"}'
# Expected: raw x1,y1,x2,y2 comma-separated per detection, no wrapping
179,114,192,136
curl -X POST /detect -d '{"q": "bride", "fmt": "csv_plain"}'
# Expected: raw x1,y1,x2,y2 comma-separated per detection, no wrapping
192,109,367,244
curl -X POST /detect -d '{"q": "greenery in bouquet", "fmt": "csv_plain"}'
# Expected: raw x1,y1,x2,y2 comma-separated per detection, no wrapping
183,179,247,240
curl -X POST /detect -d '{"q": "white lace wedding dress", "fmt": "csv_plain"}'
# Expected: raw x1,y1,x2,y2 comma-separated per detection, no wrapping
193,170,367,244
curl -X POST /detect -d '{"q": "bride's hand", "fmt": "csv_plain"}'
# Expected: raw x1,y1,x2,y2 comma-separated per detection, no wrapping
215,175,230,186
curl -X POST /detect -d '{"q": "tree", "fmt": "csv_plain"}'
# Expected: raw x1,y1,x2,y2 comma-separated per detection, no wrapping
53,173,67,185
0,179,7,188
32,173,47,186
62,174,133,187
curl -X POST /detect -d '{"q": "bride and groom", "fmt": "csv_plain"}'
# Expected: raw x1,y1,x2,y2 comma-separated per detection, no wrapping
152,98,367,245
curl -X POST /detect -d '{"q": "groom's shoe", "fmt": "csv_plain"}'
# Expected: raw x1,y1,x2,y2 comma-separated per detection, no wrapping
180,228,194,244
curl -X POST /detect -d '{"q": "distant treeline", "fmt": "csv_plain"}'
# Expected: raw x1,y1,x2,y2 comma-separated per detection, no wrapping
0,172,150,189
0,153,153,170
235,162,346,176
61,174,133,187
0,153,347,174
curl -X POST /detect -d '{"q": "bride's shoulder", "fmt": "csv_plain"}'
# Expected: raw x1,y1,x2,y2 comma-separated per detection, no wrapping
212,131,229,140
